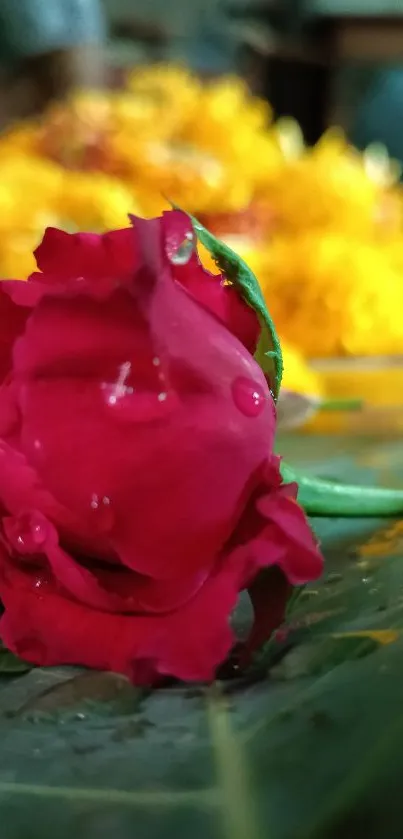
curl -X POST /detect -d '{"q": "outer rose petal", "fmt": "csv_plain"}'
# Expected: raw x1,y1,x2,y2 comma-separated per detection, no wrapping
0,286,28,384
0,470,321,682
1,228,136,311
34,227,135,280
2,510,213,615
0,548,241,684
0,441,68,523
228,457,323,590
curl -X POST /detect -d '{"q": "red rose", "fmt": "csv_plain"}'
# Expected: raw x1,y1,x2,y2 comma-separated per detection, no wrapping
0,210,323,684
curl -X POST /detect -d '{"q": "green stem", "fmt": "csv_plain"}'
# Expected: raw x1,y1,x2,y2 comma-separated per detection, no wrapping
281,462,403,517
319,398,363,412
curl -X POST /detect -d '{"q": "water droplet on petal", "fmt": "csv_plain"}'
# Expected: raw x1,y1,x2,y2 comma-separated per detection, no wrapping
32,523,46,546
101,360,176,422
101,361,133,407
89,494,115,533
32,574,50,594
90,494,99,510
166,233,194,266
7,513,48,554
232,376,266,417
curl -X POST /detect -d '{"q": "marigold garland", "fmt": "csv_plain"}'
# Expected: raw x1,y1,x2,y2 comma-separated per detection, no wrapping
0,63,402,375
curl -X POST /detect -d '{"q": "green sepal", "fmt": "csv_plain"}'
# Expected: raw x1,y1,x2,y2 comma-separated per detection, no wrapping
188,213,283,399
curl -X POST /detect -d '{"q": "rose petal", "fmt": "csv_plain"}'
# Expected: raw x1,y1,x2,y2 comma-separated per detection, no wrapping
0,285,29,383
0,228,137,311
0,547,243,684
2,510,213,614
0,441,110,557
227,457,323,589
255,490,323,585
34,227,135,281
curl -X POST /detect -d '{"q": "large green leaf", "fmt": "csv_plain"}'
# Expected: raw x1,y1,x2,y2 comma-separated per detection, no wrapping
1,434,403,839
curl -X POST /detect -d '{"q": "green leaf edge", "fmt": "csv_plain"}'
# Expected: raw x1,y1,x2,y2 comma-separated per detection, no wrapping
185,211,283,399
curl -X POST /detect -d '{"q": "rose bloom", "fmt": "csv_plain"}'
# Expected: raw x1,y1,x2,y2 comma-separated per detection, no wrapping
0,210,323,684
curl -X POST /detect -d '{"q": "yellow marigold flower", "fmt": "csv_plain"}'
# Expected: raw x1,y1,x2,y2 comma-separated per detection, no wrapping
0,156,63,278
111,71,281,213
56,172,139,231
281,340,322,396
126,64,201,137
1,66,402,368
266,126,402,238
127,63,200,106
0,123,41,157
262,231,403,357
0,154,63,203
0,235,38,278
182,77,276,186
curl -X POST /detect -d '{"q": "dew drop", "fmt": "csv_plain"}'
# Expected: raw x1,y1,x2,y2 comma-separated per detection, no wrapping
89,494,115,533
32,523,46,546
33,574,49,591
90,494,99,510
10,514,47,554
101,360,175,422
232,376,266,417
166,233,194,266
101,362,134,408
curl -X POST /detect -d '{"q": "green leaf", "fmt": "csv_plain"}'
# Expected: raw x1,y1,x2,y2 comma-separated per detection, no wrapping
189,214,283,399
1,435,403,838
